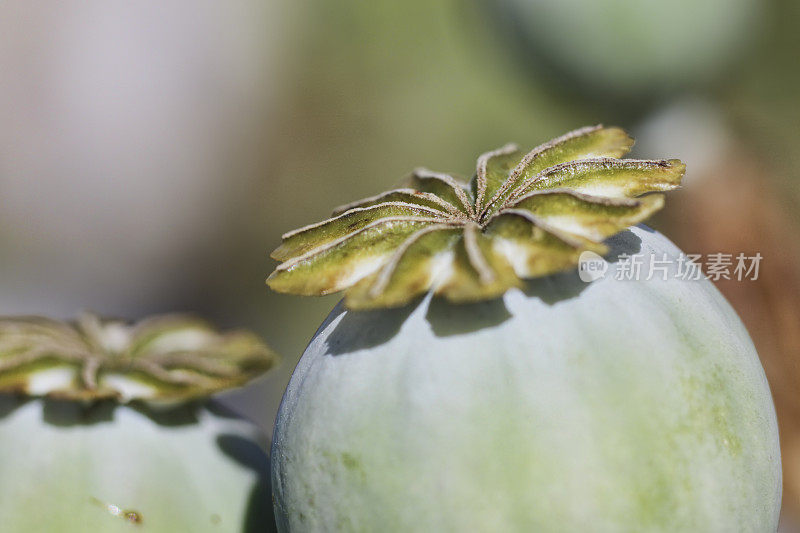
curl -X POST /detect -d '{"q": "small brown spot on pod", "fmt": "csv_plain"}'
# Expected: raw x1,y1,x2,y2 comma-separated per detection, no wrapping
123,510,143,524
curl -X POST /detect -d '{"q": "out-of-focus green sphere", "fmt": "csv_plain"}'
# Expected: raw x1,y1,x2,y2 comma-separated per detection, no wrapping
493,0,761,97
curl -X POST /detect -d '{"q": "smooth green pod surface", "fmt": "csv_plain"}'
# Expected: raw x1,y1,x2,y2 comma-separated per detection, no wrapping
272,226,781,532
0,398,273,532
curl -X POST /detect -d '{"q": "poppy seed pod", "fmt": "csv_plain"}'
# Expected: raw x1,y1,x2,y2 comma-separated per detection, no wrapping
0,314,278,532
267,126,781,531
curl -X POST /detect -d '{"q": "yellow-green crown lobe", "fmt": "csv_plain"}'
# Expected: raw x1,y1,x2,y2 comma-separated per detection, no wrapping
0,314,278,403
267,125,685,309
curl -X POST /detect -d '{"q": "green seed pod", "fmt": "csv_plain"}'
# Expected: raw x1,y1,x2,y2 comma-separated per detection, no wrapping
490,0,762,98
0,314,278,532
267,126,781,530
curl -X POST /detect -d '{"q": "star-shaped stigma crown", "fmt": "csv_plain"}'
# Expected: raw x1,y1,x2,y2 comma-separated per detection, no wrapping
267,125,685,309
0,314,277,403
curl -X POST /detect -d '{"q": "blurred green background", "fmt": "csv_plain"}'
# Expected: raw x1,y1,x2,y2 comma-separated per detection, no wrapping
1,0,798,527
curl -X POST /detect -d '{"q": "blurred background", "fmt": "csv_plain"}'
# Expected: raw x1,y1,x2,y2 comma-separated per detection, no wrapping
1,0,798,527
